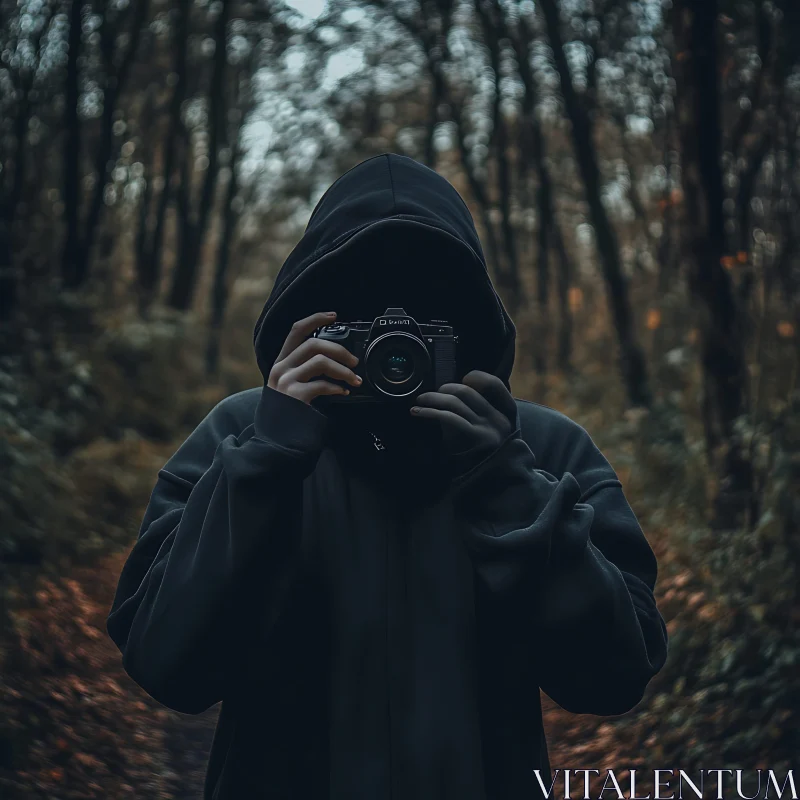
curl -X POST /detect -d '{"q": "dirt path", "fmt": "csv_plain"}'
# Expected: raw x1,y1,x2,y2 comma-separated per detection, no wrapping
90,550,220,799
162,706,218,799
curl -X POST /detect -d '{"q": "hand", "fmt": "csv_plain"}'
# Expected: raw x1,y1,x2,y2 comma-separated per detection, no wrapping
410,370,518,476
268,311,363,405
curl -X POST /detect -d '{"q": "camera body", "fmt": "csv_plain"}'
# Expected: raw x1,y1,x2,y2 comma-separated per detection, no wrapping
312,307,457,404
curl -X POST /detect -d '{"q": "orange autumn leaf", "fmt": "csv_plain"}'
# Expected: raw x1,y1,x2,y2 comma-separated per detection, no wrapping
777,321,795,338
721,255,735,270
737,251,748,263
567,286,583,312
74,752,102,768
688,591,706,608
646,308,662,330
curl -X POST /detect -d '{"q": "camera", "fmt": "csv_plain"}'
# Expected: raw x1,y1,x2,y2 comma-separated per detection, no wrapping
312,308,458,404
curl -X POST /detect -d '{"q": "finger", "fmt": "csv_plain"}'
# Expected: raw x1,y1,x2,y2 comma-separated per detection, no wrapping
286,353,362,387
294,380,350,404
437,381,510,432
409,405,474,436
280,336,359,371
461,370,517,423
414,390,481,424
276,311,337,362
435,382,495,417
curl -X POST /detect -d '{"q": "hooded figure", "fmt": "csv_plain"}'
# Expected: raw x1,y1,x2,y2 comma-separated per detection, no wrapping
107,154,669,800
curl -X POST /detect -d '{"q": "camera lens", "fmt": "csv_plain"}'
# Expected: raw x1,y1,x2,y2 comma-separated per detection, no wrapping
381,350,413,383
365,331,431,398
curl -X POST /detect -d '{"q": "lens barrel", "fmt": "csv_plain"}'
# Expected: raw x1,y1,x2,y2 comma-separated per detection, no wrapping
364,331,430,397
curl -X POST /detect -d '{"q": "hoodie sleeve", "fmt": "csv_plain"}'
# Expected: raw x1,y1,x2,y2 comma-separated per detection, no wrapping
449,415,669,717
106,384,328,715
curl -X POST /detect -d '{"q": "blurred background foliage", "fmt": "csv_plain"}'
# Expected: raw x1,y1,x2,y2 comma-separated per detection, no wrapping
1,0,799,796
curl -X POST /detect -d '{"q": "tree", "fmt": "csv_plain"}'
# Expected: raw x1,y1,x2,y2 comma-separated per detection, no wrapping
61,0,151,289
672,0,752,529
538,0,651,407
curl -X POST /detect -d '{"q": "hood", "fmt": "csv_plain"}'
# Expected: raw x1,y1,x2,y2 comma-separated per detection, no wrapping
253,153,517,391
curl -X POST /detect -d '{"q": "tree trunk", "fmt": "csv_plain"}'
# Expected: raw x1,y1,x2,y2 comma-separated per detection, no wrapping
206,116,244,374
539,0,651,408
474,0,522,309
80,0,151,286
450,97,504,307
61,0,84,289
423,52,445,170
504,0,576,373
552,219,573,373
135,85,158,315
170,127,196,310
0,90,32,320
142,0,189,308
672,0,752,530
0,220,15,321
168,0,228,311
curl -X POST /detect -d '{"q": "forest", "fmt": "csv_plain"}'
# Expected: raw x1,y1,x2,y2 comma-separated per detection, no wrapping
1,0,799,796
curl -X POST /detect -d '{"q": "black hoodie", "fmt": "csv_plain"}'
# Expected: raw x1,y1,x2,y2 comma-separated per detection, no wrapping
107,153,669,800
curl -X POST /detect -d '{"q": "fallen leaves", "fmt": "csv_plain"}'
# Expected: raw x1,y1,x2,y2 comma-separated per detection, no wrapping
0,553,175,798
